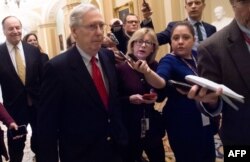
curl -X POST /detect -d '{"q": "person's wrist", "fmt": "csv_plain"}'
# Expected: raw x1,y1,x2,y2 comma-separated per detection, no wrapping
144,67,151,75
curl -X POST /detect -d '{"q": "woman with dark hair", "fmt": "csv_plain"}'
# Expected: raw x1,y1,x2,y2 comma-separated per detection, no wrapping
23,33,49,64
132,21,218,162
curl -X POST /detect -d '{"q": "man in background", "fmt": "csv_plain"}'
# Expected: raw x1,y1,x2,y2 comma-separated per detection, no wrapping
157,0,216,51
111,1,154,54
0,16,42,162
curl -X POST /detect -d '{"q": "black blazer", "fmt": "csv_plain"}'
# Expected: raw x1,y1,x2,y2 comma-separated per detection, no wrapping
157,20,217,46
112,21,154,54
37,47,127,162
0,42,42,124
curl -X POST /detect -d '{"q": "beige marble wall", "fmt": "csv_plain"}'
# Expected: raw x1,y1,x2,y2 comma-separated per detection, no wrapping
38,0,234,59
62,1,81,40
38,23,59,58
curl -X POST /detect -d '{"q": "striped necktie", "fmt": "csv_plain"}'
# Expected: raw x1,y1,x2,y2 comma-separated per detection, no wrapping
14,46,26,85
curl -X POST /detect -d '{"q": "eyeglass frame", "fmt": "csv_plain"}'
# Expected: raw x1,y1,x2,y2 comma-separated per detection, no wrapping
133,39,155,47
80,23,107,31
126,20,140,24
234,0,250,5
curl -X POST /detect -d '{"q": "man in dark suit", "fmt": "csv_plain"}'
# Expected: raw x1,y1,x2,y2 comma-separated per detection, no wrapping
0,16,42,162
110,1,154,55
189,0,250,147
157,0,216,50
37,3,127,162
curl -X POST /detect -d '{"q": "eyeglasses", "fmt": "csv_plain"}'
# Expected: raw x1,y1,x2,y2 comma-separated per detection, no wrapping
134,39,154,47
81,23,107,31
234,0,250,5
126,20,139,24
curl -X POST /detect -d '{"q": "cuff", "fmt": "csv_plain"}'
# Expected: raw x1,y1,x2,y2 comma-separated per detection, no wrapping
200,98,223,117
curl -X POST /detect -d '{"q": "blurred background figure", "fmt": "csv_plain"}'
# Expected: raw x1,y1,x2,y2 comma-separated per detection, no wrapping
66,34,76,49
109,18,123,32
212,6,233,31
23,33,49,64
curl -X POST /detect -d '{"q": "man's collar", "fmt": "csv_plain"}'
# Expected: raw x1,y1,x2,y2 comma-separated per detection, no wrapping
237,20,250,36
187,17,202,25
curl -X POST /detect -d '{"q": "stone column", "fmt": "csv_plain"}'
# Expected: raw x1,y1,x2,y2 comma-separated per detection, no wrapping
37,23,59,58
63,0,81,39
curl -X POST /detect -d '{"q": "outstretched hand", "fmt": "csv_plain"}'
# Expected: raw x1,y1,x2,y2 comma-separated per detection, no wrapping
141,1,153,19
130,60,151,75
186,85,223,107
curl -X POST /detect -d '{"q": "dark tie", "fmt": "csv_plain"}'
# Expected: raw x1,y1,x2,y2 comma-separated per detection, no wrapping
195,22,203,42
91,57,109,110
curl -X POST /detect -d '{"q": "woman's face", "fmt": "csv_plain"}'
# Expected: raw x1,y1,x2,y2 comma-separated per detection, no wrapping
171,25,195,59
132,34,154,60
27,35,38,47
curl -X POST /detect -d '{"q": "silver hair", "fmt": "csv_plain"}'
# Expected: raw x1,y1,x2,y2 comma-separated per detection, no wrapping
69,3,100,28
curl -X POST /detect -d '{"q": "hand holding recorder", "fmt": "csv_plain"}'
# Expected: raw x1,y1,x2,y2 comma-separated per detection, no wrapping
8,125,28,139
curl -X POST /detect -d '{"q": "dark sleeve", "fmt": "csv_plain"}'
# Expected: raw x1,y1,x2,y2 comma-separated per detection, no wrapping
140,19,154,29
0,103,14,126
40,53,49,65
156,22,176,46
115,64,130,105
37,62,62,162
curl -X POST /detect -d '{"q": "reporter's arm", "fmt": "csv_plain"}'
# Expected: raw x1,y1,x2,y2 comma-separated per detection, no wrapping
132,60,166,89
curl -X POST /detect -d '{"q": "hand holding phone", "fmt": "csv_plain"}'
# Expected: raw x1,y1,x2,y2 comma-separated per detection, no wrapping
128,53,139,62
168,80,192,92
9,125,28,138
142,0,150,12
142,93,157,100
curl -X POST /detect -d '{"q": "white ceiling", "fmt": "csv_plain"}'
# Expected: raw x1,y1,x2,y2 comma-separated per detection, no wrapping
0,0,65,42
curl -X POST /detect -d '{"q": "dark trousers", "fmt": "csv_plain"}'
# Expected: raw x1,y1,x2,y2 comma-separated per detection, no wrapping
168,126,216,162
124,136,165,162
7,106,38,162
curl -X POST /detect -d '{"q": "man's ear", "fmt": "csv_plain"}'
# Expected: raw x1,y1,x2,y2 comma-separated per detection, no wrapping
70,28,77,39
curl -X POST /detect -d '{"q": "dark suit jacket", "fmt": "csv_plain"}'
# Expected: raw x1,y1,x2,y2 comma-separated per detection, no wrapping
40,53,49,65
157,20,216,46
197,20,250,145
0,42,42,124
112,21,154,54
37,47,127,162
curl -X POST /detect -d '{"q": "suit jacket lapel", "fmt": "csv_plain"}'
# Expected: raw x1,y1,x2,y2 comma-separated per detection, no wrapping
23,43,32,84
227,20,250,90
68,47,107,112
202,22,215,37
98,50,114,105
0,43,22,83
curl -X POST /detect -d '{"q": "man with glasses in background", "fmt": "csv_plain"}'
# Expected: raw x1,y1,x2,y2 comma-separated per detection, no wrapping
37,3,127,162
111,1,154,55
157,0,216,51
188,0,250,158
